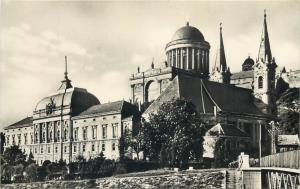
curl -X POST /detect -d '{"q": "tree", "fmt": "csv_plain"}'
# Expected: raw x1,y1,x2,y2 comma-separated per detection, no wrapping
276,88,299,135
25,163,37,182
3,145,27,166
213,138,227,168
145,98,206,168
27,152,35,165
123,124,146,160
1,163,13,181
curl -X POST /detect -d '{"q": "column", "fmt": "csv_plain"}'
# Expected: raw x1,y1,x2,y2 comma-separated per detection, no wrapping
197,49,200,71
180,48,183,69
131,85,134,103
187,47,189,70
171,50,174,67
176,49,178,68
207,50,209,74
192,48,195,70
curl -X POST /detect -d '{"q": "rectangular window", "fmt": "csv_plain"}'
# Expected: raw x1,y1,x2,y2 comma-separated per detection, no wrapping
102,125,107,139
92,126,97,139
24,134,28,144
35,148,37,153
112,123,118,138
6,135,9,145
55,146,58,153
83,127,87,140
41,147,44,154
92,144,95,151
74,146,77,153
82,144,86,152
31,134,33,144
74,128,78,141
112,143,116,151
102,143,105,151
18,134,21,144
12,135,15,145
64,146,67,153
48,147,51,153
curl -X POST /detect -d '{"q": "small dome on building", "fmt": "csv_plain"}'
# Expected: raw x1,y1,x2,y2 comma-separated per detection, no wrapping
242,56,255,71
34,88,100,117
171,22,205,42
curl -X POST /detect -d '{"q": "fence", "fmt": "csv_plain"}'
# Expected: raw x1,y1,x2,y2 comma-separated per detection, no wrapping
260,149,300,169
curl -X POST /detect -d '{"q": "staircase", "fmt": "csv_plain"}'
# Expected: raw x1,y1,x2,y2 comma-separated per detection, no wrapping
226,169,241,189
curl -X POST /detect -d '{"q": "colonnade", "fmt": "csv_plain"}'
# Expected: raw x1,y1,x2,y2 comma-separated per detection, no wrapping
166,47,209,73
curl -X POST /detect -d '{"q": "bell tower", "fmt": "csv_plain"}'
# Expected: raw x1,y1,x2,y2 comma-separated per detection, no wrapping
253,10,277,114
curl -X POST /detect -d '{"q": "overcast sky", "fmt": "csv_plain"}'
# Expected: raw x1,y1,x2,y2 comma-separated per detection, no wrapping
0,1,299,130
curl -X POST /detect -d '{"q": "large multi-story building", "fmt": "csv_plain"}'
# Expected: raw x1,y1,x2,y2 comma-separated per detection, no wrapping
3,10,298,164
3,61,139,165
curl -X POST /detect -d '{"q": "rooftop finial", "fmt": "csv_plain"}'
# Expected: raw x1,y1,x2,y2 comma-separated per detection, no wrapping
220,22,222,31
64,56,68,79
186,21,189,26
264,9,266,19
151,58,154,69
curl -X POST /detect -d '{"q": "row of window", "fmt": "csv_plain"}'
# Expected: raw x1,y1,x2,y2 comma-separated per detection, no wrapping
74,123,118,141
32,143,116,154
6,123,119,145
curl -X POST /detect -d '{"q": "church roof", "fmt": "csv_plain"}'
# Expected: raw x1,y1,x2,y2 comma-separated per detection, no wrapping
171,22,205,42
231,70,254,80
144,74,267,118
73,100,139,119
4,117,33,130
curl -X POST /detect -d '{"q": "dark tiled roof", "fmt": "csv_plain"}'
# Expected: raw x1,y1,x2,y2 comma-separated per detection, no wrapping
206,123,249,137
278,135,300,146
178,75,266,116
73,100,139,119
76,100,124,117
4,117,33,130
144,74,267,117
231,70,254,80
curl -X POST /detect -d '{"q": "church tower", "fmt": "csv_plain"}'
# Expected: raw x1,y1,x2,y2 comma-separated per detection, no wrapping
210,23,231,84
253,10,277,114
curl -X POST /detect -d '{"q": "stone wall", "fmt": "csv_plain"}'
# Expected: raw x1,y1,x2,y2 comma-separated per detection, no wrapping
1,169,225,189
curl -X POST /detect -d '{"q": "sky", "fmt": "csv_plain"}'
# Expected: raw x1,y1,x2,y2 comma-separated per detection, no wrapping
0,1,299,130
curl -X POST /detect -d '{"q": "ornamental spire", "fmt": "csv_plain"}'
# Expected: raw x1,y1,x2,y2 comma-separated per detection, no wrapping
219,22,227,72
258,9,272,63
58,56,72,90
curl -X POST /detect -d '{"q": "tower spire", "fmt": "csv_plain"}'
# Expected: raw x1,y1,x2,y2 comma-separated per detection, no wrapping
219,22,227,72
58,56,72,90
64,56,68,80
258,9,272,63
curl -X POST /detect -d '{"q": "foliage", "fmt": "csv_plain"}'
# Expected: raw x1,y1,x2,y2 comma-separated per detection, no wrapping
123,123,147,160
1,163,13,182
27,152,35,165
25,163,37,182
37,166,49,181
213,138,239,168
144,98,206,168
3,145,27,166
276,88,299,135
213,138,227,168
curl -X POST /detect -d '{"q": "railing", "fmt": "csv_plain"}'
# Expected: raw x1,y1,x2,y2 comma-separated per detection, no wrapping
260,149,300,169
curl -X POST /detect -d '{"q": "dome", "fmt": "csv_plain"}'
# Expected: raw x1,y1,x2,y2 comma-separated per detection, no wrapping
171,23,205,42
34,87,100,116
242,56,255,71
243,56,255,66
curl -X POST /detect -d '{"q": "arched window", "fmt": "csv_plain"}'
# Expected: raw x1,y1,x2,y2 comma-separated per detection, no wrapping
258,76,263,89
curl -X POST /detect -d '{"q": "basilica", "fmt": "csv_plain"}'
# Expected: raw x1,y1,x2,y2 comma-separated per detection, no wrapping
3,11,298,165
